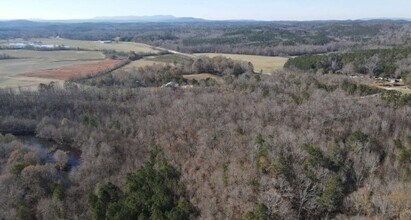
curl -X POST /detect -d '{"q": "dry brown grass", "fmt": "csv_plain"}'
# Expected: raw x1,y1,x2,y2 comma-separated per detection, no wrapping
194,53,289,73
21,59,123,80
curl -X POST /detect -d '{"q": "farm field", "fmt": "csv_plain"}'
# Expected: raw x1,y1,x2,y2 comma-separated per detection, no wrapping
194,53,288,73
18,38,160,53
0,49,105,88
145,54,192,63
117,59,162,72
22,59,124,80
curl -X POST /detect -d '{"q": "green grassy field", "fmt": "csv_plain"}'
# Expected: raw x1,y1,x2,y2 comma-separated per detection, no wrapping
0,50,104,88
25,38,159,53
194,53,289,73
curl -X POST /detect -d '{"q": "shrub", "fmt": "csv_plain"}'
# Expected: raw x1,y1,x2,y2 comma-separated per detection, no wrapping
346,131,369,152
394,139,404,149
51,183,65,201
255,134,265,146
16,201,36,220
398,149,411,164
341,81,357,95
269,155,293,178
10,162,27,176
327,143,345,171
222,163,229,187
243,204,269,220
304,144,326,167
255,135,269,172
320,176,345,213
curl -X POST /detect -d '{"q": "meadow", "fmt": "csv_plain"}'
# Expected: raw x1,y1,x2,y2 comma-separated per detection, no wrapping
194,53,288,73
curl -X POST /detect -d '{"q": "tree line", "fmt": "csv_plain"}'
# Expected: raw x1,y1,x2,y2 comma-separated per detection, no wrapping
285,48,411,83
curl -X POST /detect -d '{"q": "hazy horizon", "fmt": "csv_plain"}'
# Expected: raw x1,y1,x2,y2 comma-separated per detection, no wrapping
1,0,411,21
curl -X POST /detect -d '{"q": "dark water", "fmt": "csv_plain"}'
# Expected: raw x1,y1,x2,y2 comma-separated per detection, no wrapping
20,136,80,170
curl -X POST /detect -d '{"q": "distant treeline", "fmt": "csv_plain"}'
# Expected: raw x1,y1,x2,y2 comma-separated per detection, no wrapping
72,56,254,87
285,48,411,80
1,21,410,56
0,53,13,60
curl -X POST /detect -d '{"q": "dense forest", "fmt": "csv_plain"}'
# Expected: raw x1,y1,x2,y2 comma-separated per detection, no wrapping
1,67,411,219
1,20,410,56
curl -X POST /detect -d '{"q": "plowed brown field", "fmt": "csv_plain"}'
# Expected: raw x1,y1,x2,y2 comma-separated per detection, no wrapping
21,59,123,80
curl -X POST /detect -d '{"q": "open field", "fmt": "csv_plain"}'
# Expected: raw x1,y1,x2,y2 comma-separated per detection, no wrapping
194,53,289,73
0,77,63,90
22,59,124,80
7,38,160,53
145,54,192,63
0,49,105,88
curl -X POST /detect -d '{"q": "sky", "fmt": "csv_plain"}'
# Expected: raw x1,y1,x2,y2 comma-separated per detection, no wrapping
0,0,410,21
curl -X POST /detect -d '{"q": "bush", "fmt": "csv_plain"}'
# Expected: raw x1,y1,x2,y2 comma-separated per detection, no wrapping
304,144,326,167
51,183,65,201
269,155,293,178
346,131,369,152
10,162,27,176
327,143,345,171
398,149,411,164
243,204,269,220
16,201,36,220
255,135,269,172
320,176,345,213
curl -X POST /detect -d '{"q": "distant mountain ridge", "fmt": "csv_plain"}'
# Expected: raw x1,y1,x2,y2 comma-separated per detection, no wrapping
0,15,410,26
92,15,206,23
26,15,207,23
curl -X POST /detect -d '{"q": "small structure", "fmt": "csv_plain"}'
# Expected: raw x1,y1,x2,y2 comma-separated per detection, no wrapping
161,81,179,88
181,85,194,89
98,40,112,44
9,42,69,49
